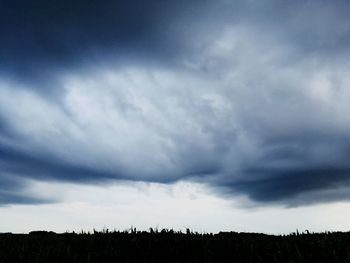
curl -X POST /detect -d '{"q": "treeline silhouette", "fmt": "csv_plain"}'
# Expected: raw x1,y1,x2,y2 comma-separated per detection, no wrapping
1,228,350,262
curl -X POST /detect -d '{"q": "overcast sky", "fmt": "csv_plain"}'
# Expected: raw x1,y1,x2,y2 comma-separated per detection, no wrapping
1,0,350,233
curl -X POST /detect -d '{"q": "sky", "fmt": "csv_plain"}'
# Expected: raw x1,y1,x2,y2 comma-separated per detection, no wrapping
1,0,350,234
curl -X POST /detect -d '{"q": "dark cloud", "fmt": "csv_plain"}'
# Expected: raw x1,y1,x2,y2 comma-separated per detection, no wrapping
0,144,114,182
0,0,207,83
203,122,350,206
1,0,349,81
0,118,12,139
0,192,49,205
0,173,52,205
227,167,350,203
1,0,350,206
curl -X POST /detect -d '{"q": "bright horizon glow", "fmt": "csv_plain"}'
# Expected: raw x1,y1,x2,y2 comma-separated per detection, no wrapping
1,180,350,234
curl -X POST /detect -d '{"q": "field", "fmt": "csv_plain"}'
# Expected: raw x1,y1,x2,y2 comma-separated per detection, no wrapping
1,229,350,262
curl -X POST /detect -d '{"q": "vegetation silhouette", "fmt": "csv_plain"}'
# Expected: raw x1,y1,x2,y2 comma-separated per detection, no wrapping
1,228,350,262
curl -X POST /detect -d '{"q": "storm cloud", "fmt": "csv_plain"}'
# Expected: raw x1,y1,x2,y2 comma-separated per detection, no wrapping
1,0,350,206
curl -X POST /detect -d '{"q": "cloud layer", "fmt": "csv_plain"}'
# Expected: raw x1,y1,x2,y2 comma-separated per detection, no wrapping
1,0,350,206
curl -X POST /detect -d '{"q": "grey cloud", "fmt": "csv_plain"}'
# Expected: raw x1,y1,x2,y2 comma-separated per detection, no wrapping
0,173,52,205
0,118,12,139
0,192,49,206
0,144,115,182
1,0,350,206
0,0,210,85
226,167,350,203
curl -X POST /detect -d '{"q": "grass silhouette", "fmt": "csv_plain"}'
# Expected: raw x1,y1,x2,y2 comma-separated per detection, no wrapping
1,228,350,262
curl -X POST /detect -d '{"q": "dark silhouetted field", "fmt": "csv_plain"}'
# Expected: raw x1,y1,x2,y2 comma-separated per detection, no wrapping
1,229,350,262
